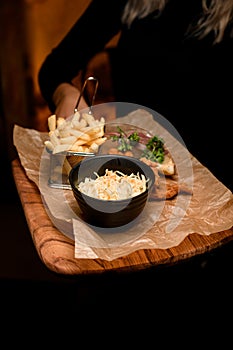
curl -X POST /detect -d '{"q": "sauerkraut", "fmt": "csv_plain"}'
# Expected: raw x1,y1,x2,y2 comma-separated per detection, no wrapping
77,169,148,200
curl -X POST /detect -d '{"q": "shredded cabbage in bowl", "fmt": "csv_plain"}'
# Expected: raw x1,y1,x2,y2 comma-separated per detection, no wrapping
77,169,148,200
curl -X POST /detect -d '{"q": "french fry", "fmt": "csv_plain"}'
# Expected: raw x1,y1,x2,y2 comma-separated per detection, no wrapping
82,113,95,125
92,129,105,138
72,111,80,121
45,111,107,155
95,136,107,145
70,138,88,147
57,117,66,128
49,131,60,146
69,144,85,152
58,129,72,138
72,118,87,129
88,142,99,153
47,114,56,131
69,129,85,138
59,135,77,145
86,136,107,146
44,140,54,152
71,120,82,129
53,143,71,154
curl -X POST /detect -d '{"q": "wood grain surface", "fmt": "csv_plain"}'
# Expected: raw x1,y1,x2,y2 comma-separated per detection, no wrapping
12,158,233,276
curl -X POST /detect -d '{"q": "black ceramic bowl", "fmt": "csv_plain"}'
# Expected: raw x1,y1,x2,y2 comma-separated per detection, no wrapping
69,154,155,228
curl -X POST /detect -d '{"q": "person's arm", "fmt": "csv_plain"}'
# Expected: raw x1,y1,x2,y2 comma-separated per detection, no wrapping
51,83,87,118
38,0,125,118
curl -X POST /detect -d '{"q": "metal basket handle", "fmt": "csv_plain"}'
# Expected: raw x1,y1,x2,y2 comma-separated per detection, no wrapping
74,76,99,115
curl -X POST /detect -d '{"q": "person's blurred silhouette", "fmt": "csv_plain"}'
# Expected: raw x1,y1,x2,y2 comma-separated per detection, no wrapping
38,0,233,190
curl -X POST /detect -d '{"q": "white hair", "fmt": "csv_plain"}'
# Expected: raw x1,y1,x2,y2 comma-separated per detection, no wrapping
122,0,233,43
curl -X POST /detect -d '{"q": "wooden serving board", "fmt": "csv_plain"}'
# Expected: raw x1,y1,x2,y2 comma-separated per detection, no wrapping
11,157,233,276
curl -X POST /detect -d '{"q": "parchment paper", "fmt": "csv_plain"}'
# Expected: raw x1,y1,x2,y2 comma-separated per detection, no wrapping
13,108,233,261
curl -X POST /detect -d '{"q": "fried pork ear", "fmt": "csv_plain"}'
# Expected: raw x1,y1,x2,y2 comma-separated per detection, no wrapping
140,154,175,176
140,153,192,200
149,177,193,200
156,154,175,176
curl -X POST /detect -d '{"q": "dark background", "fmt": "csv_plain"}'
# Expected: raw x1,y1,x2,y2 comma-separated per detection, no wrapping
0,1,232,337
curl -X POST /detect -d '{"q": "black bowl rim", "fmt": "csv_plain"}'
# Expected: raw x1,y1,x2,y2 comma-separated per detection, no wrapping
69,154,155,203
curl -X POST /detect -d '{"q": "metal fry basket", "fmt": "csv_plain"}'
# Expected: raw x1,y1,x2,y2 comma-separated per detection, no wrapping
48,76,99,189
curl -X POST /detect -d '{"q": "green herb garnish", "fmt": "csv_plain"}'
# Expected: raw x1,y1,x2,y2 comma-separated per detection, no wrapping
110,126,139,152
110,126,165,163
142,135,165,163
